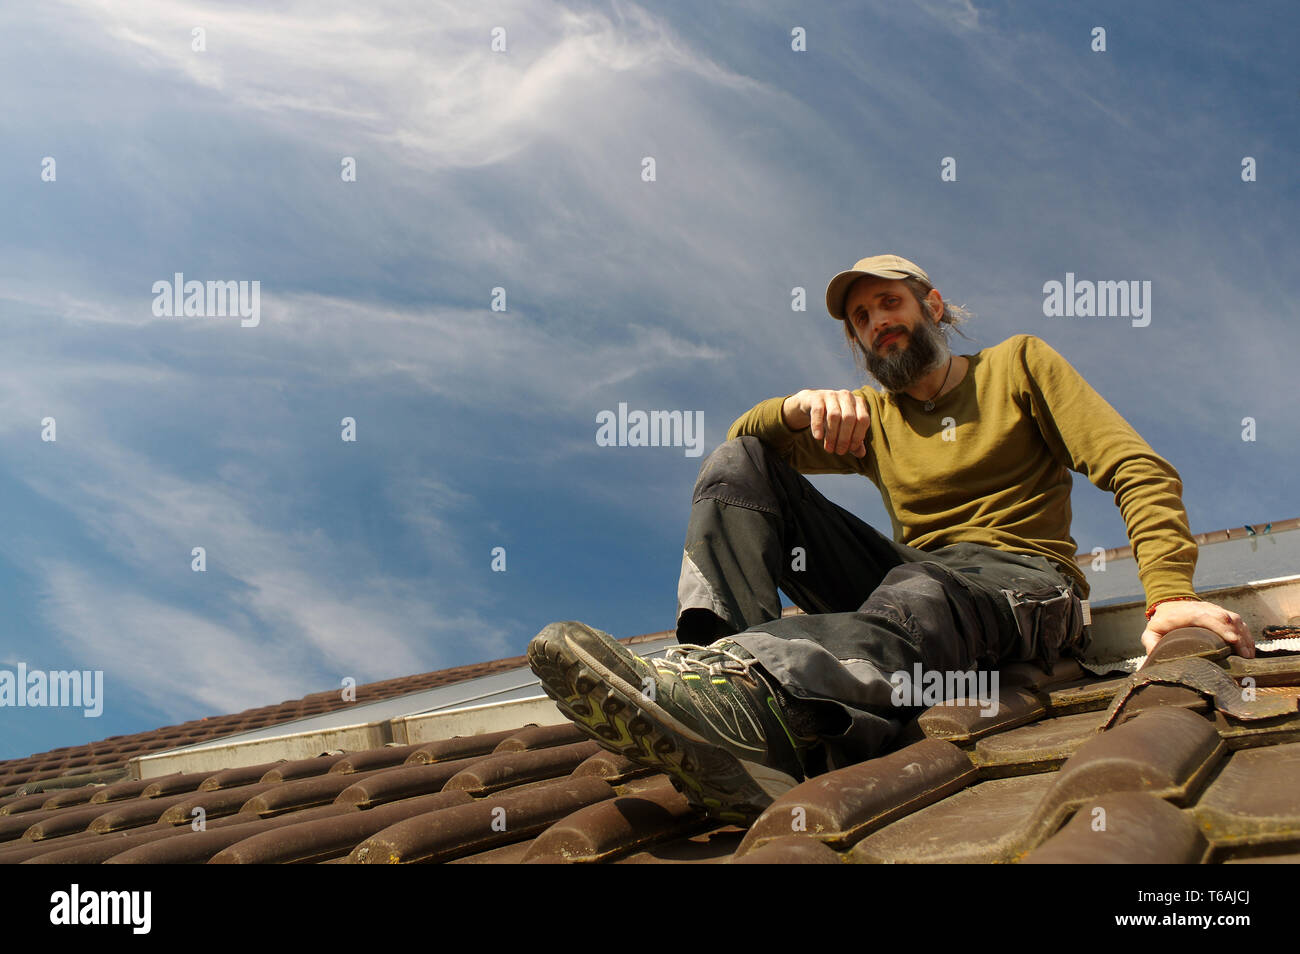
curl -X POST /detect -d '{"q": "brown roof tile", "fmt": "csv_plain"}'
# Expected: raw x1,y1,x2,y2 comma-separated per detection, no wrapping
154,783,283,826
237,770,385,817
917,686,1047,743
1024,792,1210,864
406,727,524,764
614,825,746,863
334,758,490,809
441,740,603,795
209,791,474,864
0,652,535,790
199,762,290,790
731,835,843,864
569,750,658,784
89,777,160,804
848,771,1057,863
259,754,348,782
492,723,588,752
328,745,425,774
15,824,183,864
521,778,705,863
140,771,220,798
1142,627,1232,666
1,803,116,842
6,611,1299,866
348,776,614,864
971,709,1105,776
1026,707,1225,839
737,738,976,856
1192,740,1300,855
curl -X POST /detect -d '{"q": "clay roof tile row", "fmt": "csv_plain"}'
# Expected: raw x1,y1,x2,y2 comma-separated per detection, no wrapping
1,624,1298,864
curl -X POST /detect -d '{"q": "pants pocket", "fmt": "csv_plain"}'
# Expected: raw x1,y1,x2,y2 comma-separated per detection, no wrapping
1001,584,1089,670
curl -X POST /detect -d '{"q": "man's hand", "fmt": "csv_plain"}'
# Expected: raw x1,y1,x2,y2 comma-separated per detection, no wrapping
1141,599,1254,658
783,389,870,457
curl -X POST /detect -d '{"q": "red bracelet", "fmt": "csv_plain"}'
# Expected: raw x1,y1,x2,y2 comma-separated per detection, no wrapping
1145,596,1199,620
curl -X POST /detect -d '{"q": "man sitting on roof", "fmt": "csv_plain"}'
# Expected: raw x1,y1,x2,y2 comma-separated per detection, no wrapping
527,253,1253,826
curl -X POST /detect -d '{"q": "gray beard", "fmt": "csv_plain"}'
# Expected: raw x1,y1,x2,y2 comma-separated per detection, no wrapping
864,317,951,394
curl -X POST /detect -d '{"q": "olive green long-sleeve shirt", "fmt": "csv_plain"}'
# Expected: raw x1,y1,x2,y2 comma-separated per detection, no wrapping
726,333,1199,606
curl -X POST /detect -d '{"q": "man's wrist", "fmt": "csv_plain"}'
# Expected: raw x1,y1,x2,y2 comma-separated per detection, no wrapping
782,394,809,431
1145,595,1200,620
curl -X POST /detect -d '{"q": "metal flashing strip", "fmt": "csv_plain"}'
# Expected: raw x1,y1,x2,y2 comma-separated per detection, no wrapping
1081,575,1300,668
131,636,680,779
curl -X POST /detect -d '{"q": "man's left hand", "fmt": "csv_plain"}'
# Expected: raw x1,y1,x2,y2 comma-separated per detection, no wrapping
1141,599,1254,659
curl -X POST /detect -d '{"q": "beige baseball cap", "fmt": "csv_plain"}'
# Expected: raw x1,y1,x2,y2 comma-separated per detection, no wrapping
825,254,932,321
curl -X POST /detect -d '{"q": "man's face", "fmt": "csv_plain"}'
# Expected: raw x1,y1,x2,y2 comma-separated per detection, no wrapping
844,276,949,392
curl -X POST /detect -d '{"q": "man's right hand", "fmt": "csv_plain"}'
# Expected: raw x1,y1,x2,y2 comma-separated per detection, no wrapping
782,389,870,457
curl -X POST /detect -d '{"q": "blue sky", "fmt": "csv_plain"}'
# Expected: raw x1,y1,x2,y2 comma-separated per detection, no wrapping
1,0,1296,760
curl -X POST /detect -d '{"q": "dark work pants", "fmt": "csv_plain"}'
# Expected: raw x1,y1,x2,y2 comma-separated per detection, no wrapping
674,436,1090,770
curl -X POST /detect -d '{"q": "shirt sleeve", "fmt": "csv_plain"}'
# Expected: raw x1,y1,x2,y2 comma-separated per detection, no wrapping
726,393,875,477
1013,334,1199,607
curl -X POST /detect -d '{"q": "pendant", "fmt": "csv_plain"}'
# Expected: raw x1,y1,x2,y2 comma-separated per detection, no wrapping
923,400,934,411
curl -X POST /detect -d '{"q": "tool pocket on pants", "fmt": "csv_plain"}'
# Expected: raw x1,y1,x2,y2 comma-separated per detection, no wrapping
1001,584,1089,670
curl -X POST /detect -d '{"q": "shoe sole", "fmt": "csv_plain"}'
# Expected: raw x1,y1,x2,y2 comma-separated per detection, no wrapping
527,621,797,825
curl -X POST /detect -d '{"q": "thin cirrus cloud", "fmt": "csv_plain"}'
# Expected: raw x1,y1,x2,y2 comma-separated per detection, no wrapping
53,0,761,171
1,1,1294,763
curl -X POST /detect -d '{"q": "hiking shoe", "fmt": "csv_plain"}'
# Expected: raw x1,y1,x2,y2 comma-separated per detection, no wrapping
527,620,817,824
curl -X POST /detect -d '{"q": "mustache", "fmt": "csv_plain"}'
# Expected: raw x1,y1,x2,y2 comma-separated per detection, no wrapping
875,326,907,347
863,319,949,392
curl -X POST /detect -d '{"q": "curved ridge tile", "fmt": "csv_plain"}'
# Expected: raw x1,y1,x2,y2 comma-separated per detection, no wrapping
38,786,104,811
442,740,601,795
405,728,524,764
90,777,175,804
1024,707,1224,847
522,780,704,863
140,771,220,798
916,686,1045,743
348,776,614,864
18,824,182,864
1141,627,1231,667
328,744,426,774
569,751,659,784
258,753,349,783
333,759,486,808
155,782,283,826
37,806,350,864
1023,792,1209,864
1102,658,1296,729
239,769,383,817
737,739,976,856
0,793,60,817
198,761,287,791
208,791,473,864
493,723,587,752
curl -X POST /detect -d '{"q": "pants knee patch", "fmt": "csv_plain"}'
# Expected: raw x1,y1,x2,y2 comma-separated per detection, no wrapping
692,436,781,513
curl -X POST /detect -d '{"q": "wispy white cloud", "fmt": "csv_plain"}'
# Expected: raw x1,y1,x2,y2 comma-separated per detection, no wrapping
1,0,1293,762
53,0,762,171
917,0,983,32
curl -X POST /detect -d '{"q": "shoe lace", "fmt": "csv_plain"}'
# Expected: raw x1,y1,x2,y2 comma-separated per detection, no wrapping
655,641,757,679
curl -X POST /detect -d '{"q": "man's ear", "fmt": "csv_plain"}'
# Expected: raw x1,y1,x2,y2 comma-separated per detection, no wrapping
926,288,944,322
